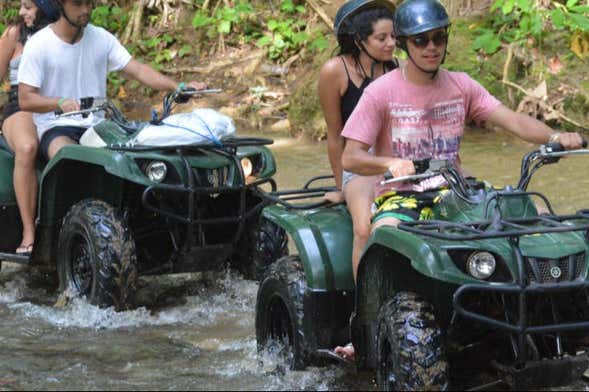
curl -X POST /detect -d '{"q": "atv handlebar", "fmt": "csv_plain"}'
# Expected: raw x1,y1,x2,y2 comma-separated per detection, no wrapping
381,171,438,185
376,138,589,205
518,140,589,190
54,88,222,118
154,87,222,123
380,159,451,185
54,97,110,117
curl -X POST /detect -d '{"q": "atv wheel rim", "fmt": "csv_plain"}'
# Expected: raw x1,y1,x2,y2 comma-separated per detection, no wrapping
70,234,93,296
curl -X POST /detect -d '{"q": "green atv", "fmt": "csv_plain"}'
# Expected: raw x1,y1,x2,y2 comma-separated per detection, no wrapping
0,88,287,310
255,141,589,389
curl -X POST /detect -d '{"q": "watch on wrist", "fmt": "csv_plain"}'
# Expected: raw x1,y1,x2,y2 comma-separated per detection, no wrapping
548,133,561,143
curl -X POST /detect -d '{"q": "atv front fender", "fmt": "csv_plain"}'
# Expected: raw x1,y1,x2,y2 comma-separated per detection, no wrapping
364,224,481,285
261,204,354,291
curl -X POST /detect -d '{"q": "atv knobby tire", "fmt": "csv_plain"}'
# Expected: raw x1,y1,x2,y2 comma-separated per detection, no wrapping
57,199,137,311
236,217,288,280
256,255,308,370
377,291,449,391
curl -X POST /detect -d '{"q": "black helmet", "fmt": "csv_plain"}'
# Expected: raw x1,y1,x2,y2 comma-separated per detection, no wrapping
334,0,396,35
33,0,61,22
394,0,449,37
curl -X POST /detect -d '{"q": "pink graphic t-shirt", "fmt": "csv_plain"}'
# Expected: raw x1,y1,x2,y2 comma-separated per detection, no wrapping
341,68,501,196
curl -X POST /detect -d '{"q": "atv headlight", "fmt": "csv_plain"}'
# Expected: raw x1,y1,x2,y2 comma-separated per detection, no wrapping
467,252,496,280
145,161,167,183
241,157,253,178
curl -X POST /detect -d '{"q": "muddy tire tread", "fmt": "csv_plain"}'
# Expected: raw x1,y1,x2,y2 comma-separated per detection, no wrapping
237,217,288,280
377,291,449,391
58,199,137,310
256,255,308,369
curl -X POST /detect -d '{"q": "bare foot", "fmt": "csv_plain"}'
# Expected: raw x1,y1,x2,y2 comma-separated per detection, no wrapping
334,342,355,362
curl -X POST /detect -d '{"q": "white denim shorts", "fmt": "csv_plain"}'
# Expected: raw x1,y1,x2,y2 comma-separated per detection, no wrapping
342,170,357,190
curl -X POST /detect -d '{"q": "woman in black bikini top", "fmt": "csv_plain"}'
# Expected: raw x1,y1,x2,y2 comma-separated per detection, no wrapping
318,0,400,363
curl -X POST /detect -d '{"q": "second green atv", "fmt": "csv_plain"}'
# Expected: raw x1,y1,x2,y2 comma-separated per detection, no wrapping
255,141,589,389
0,88,287,310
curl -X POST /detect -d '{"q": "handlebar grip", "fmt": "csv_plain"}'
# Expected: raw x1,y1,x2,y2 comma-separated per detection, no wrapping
174,87,196,104
54,108,63,116
546,142,565,152
383,171,393,180
413,159,430,174
583,138,587,148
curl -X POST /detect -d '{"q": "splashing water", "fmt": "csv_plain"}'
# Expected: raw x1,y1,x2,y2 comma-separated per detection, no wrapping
3,131,588,390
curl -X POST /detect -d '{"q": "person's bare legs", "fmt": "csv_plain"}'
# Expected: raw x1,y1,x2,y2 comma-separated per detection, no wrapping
46,135,76,160
333,176,377,361
3,112,38,252
344,175,376,283
333,214,401,362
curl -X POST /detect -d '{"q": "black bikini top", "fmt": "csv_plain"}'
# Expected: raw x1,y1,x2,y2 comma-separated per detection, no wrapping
339,57,398,124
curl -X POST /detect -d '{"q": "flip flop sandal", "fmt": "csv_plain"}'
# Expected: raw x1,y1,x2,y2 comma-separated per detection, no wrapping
15,244,33,257
316,346,355,369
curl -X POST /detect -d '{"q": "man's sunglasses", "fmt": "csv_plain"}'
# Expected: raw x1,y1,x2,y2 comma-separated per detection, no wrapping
407,31,448,48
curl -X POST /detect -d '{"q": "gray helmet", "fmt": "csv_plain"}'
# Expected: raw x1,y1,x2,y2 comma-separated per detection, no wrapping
33,0,61,22
394,0,449,37
334,0,396,35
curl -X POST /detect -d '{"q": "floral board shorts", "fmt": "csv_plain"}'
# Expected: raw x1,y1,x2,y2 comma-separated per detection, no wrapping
371,188,449,223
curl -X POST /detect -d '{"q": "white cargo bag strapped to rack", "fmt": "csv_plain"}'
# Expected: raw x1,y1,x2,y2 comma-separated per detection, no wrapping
130,108,236,146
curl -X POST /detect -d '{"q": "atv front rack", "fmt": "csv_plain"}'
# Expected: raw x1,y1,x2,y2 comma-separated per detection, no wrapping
400,211,589,366
140,146,277,257
398,213,589,241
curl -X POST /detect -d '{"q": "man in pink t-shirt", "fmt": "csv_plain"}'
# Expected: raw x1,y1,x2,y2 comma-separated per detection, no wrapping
333,0,584,363
342,0,583,229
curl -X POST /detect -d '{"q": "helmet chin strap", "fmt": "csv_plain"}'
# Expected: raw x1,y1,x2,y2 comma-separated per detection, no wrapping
357,40,384,79
403,41,447,80
408,53,438,79
60,5,84,44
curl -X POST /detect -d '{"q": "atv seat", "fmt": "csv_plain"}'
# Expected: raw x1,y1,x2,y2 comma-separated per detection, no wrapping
0,134,14,156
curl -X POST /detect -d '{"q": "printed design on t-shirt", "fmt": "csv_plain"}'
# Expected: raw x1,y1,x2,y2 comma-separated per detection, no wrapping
388,99,465,161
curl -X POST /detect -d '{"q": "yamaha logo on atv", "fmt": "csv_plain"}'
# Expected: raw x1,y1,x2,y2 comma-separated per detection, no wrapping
550,266,562,279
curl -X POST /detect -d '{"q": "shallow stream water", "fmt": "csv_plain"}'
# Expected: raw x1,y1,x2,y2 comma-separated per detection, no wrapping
2,129,589,390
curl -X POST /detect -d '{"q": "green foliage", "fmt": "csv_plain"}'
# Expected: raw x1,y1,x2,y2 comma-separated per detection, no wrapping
91,5,129,34
191,0,328,60
256,18,310,59
446,20,508,102
192,1,255,37
135,33,179,64
472,0,589,56
0,6,19,35
107,72,125,96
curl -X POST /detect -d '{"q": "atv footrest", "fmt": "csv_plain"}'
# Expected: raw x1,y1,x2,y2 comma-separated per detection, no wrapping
492,353,589,389
0,252,30,265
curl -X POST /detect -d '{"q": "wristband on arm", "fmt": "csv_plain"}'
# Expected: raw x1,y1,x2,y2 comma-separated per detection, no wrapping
57,97,66,109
